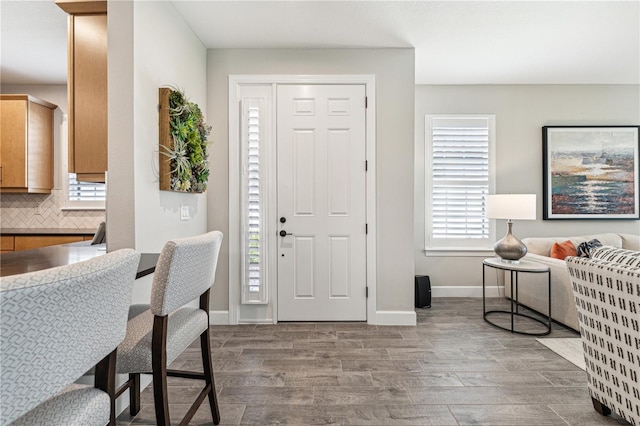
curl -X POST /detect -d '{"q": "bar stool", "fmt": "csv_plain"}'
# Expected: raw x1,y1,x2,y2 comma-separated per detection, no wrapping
114,231,223,425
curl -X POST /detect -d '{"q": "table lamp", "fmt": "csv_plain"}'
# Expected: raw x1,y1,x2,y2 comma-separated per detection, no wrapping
485,194,536,263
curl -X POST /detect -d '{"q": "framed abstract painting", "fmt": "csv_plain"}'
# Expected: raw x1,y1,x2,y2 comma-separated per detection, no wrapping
542,125,639,220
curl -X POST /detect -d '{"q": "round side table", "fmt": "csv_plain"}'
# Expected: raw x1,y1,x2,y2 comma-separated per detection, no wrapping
482,257,551,336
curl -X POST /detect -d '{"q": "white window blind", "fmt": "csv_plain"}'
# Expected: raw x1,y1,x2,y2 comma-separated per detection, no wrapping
68,173,106,201
426,115,495,249
241,98,268,304
247,105,262,295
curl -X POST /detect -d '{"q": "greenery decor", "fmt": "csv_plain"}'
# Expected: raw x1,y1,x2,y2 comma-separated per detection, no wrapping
159,87,212,193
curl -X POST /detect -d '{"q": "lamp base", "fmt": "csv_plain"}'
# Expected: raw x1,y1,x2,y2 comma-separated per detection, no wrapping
494,221,527,263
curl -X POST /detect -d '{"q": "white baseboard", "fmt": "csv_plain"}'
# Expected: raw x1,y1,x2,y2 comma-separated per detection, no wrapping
238,318,275,324
212,309,423,326
373,310,417,326
432,286,505,298
209,310,229,325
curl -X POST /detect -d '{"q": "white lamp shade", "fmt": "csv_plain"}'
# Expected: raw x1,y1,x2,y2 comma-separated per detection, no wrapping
485,194,536,220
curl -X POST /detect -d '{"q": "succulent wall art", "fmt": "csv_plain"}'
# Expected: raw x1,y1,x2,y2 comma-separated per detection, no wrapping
159,87,212,193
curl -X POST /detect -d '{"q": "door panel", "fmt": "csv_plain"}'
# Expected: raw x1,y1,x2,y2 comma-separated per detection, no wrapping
328,129,351,215
293,236,315,298
329,236,350,298
277,84,366,321
293,129,316,215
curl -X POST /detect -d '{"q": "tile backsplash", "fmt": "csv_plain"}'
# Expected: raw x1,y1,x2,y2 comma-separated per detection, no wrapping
0,190,104,229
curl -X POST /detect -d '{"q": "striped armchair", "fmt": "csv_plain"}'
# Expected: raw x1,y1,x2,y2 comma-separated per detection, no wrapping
567,246,640,426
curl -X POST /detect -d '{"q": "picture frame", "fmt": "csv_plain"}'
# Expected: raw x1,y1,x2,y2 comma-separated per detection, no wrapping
542,125,640,220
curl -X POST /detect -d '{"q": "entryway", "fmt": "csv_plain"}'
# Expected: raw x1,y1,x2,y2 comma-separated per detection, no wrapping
228,75,377,324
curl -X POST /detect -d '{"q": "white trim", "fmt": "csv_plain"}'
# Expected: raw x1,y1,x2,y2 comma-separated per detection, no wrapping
373,311,417,326
209,310,230,325
238,318,275,324
229,75,377,325
424,248,494,257
60,205,106,211
431,285,505,298
229,81,240,325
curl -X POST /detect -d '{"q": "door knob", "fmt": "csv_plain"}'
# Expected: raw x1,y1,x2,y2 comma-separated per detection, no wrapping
279,230,292,237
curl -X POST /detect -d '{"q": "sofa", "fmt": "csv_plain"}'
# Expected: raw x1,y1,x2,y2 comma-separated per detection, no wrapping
511,233,640,331
566,247,640,425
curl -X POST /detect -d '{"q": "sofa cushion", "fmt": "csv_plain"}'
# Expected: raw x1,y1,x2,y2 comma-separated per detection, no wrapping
591,246,640,267
620,233,640,251
550,240,577,260
523,233,623,257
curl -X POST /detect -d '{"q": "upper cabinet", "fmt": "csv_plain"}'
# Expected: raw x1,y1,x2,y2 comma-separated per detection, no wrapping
0,95,57,194
56,0,107,183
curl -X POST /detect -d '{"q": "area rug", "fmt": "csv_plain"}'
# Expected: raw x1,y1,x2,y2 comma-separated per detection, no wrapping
536,338,586,370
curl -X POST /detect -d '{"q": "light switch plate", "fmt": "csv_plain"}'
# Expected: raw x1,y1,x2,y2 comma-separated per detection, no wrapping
180,205,189,221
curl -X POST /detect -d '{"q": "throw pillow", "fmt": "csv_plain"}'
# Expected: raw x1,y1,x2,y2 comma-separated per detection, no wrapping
591,246,640,267
576,238,603,258
550,240,577,260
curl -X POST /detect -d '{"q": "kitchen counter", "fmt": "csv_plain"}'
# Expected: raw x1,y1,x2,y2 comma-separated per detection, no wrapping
1,228,96,236
0,242,158,279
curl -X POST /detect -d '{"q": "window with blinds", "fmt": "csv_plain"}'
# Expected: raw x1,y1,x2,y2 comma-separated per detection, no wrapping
68,173,106,201
246,105,262,296
425,115,495,249
241,97,268,304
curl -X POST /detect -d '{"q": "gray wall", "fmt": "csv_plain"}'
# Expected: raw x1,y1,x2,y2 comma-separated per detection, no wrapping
207,48,416,315
415,84,640,292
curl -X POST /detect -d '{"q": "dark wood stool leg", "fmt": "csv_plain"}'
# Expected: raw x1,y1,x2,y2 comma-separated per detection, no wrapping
95,349,117,426
591,397,611,416
200,291,221,425
152,315,170,426
129,373,141,416
201,328,220,424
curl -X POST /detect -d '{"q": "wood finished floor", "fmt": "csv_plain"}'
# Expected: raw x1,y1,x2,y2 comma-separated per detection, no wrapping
116,297,630,425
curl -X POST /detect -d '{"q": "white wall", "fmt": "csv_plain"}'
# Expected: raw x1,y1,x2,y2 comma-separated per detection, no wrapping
415,84,640,294
108,1,208,254
206,48,416,317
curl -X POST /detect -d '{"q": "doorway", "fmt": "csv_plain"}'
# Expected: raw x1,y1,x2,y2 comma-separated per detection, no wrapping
228,75,377,324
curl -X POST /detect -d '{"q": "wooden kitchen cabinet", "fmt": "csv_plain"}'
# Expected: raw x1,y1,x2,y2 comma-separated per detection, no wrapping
14,236,86,251
1,236,15,253
56,0,108,183
0,95,57,193
0,233,94,253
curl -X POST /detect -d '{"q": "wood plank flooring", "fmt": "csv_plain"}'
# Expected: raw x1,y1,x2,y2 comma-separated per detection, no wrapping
117,297,630,425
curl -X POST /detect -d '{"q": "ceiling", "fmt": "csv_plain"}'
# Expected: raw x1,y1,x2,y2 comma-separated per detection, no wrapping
1,0,639,86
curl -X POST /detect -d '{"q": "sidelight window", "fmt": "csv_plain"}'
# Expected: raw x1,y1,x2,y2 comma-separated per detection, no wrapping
241,96,270,304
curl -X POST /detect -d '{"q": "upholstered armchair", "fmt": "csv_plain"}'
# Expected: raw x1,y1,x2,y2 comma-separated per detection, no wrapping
567,246,640,426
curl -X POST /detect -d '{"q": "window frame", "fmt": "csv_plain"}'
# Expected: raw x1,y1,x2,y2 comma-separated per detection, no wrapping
424,114,496,253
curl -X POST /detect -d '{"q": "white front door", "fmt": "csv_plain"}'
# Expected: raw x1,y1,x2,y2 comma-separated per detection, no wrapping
276,84,367,321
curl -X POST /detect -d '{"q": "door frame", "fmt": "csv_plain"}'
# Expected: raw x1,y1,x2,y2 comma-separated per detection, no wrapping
228,75,377,324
